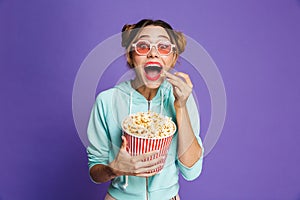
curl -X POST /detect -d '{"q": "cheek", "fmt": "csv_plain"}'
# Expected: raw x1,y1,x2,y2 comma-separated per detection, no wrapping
132,55,145,67
164,55,177,66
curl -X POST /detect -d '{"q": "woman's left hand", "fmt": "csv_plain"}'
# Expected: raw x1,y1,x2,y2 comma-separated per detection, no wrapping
165,71,193,108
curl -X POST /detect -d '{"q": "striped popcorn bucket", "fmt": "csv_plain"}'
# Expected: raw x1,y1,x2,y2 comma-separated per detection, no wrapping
123,121,176,173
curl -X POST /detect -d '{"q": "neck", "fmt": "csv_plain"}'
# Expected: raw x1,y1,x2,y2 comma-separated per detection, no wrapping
137,86,158,101
131,79,158,101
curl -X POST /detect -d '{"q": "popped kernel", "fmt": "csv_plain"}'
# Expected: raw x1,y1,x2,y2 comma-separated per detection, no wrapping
122,111,176,138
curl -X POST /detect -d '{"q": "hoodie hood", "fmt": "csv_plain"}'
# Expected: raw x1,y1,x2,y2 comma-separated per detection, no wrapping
114,80,172,103
114,80,173,115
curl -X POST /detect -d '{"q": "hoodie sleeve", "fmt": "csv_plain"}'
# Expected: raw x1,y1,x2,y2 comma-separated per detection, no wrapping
86,94,110,169
177,94,204,181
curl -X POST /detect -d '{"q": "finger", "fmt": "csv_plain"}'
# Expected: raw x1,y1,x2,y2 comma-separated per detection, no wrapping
140,156,165,168
133,156,165,174
165,71,181,82
135,150,160,161
121,135,127,150
136,171,158,177
135,162,165,175
173,86,183,97
165,71,186,90
166,76,182,90
174,72,193,88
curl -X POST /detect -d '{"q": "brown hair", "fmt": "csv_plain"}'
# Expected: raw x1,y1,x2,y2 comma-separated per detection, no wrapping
121,19,186,68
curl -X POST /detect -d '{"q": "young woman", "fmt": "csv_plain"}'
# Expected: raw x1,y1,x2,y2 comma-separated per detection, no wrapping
87,19,204,200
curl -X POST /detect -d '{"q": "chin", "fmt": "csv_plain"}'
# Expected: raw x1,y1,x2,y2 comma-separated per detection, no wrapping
144,78,163,89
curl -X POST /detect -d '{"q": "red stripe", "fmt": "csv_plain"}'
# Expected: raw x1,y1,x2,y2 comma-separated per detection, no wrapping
135,137,138,156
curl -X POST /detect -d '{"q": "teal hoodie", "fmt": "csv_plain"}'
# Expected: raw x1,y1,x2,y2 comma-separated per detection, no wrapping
87,80,204,200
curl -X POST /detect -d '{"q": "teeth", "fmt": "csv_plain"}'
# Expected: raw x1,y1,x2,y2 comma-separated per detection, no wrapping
145,64,161,68
145,65,162,73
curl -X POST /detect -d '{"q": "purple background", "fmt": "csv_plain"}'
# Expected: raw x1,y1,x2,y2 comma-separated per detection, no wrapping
1,0,300,199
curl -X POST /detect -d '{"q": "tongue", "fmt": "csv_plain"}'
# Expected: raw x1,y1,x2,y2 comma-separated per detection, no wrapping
146,70,159,78
145,69,160,81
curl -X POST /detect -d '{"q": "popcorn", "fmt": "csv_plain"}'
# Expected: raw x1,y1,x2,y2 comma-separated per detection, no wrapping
122,111,176,138
160,71,166,77
122,111,176,173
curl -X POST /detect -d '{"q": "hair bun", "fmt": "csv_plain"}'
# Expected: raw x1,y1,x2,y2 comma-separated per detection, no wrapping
121,24,135,48
174,31,186,54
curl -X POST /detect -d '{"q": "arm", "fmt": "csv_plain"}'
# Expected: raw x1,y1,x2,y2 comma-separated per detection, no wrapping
89,136,164,184
175,105,202,167
89,164,118,183
87,93,173,184
166,71,203,167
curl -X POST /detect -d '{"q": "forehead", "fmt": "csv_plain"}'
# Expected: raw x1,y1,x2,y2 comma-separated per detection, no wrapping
137,25,170,40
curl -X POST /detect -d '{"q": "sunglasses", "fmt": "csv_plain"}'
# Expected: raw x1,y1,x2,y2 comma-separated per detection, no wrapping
131,40,176,56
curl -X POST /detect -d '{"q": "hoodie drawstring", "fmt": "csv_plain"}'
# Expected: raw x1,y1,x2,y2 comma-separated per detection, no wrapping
160,89,164,115
129,91,133,115
121,91,133,190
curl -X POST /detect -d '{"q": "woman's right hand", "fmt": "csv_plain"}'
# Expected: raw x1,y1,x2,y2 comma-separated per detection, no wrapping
108,136,164,177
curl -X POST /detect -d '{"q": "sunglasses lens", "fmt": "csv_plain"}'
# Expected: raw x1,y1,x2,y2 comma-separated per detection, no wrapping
157,42,172,55
134,41,173,55
136,41,150,54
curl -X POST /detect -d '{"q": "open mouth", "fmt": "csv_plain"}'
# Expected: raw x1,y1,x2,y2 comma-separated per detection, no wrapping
144,62,162,81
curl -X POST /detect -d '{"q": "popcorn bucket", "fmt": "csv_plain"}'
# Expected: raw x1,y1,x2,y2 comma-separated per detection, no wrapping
122,112,176,173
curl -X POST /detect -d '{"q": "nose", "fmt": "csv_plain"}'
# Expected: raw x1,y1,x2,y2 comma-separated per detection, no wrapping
147,46,159,58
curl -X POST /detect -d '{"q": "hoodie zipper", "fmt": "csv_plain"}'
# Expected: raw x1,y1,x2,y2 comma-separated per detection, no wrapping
146,177,149,200
148,100,151,111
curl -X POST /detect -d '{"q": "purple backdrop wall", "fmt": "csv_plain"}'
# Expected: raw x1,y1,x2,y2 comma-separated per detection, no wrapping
1,0,300,199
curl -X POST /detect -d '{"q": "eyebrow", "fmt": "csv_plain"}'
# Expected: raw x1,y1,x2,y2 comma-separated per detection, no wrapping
138,34,170,40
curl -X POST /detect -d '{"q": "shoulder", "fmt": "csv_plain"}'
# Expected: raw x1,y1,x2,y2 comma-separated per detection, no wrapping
95,81,132,103
95,88,116,103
